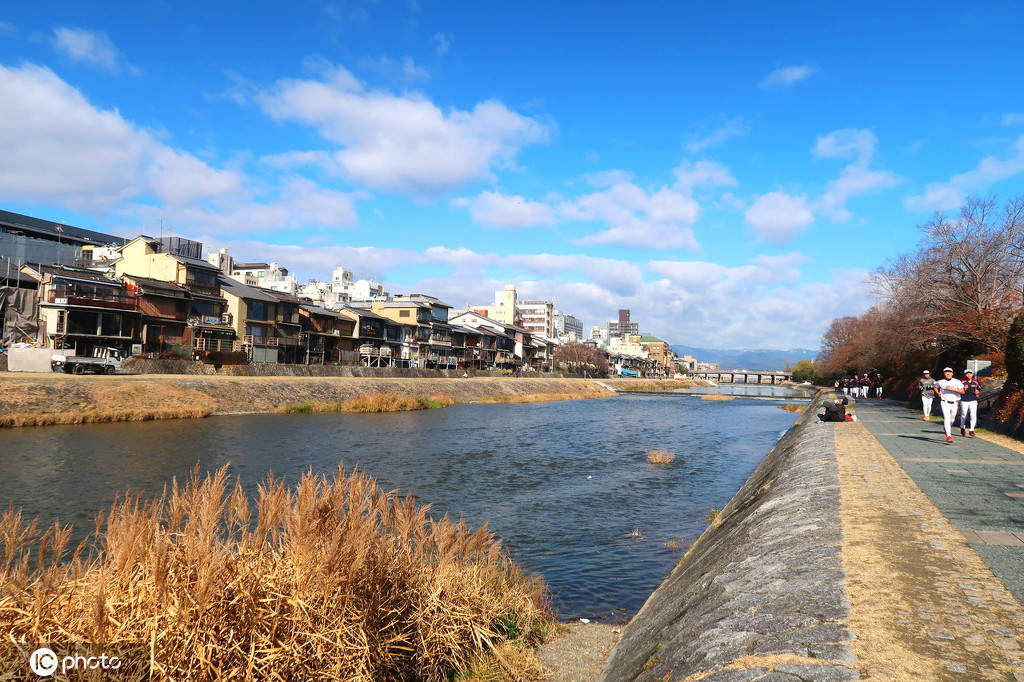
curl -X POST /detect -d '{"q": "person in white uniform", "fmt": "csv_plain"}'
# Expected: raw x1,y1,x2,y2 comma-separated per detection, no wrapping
959,369,981,437
933,367,965,442
918,369,935,420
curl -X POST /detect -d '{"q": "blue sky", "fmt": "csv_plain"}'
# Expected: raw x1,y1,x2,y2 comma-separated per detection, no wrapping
1,2,1022,348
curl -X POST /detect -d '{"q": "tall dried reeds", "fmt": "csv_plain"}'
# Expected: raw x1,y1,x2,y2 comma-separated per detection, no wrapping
0,464,552,680
281,393,457,415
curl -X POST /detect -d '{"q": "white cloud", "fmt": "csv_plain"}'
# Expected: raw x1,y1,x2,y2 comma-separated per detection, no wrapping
564,183,701,249
260,150,337,171
1002,113,1024,126
258,63,549,196
816,166,899,222
684,117,749,155
744,192,814,242
673,160,737,192
52,27,120,72
905,135,1024,212
584,169,635,187
811,128,899,222
129,177,359,236
0,62,360,234
433,32,451,55
450,191,556,229
760,64,818,89
812,128,877,166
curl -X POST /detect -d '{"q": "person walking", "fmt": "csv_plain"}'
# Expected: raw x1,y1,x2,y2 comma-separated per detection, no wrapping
873,373,884,399
959,369,981,437
860,374,871,399
933,367,965,442
918,369,935,420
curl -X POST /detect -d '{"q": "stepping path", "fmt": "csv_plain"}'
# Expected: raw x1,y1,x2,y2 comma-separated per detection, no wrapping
839,399,1024,680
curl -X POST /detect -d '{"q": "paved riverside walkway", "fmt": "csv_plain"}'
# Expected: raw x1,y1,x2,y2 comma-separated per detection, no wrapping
839,398,1024,680
853,399,1024,603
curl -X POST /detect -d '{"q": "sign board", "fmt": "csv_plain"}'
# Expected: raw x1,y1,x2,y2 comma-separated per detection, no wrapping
966,359,992,377
131,344,143,356
54,298,68,305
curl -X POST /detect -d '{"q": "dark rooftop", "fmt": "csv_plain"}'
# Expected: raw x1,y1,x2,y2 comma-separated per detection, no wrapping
0,208,126,246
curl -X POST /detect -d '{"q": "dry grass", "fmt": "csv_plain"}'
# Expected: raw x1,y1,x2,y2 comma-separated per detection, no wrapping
0,406,213,427
646,449,675,465
280,393,457,414
614,382,680,393
777,403,805,413
700,394,734,401
0,464,553,681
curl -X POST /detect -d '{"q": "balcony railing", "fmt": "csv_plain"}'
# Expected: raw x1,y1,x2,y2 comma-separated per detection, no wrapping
193,338,245,352
185,281,220,296
359,344,392,357
243,334,279,347
48,290,136,310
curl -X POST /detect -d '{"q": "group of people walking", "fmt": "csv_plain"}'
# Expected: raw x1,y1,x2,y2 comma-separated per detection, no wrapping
918,368,983,442
838,374,885,399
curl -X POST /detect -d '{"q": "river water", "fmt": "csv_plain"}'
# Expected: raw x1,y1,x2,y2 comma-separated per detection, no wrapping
0,389,806,621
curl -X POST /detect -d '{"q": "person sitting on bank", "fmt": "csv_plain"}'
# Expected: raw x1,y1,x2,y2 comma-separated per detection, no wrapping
818,399,847,422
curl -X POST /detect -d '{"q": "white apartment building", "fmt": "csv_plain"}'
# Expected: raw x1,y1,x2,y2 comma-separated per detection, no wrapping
207,249,298,294
518,300,554,338
590,325,611,347
298,266,389,310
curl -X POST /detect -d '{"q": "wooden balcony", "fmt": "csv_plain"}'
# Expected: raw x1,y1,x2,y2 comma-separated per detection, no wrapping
48,290,136,310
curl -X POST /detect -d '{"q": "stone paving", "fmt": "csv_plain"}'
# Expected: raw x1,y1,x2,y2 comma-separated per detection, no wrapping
853,399,1024,604
837,400,1024,680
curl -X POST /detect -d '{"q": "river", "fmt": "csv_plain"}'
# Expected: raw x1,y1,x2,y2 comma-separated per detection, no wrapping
0,389,806,621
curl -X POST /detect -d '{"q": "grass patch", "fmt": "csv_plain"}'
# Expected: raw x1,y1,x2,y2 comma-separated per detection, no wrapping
646,449,676,465
706,507,722,526
0,406,212,427
279,392,457,415
0,463,553,680
615,382,680,392
778,403,805,413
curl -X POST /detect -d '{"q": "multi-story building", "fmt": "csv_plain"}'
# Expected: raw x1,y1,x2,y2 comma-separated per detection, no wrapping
1,208,126,271
465,284,518,325
113,236,234,353
450,310,533,368
590,325,611,347
518,300,554,338
638,334,674,370
20,264,140,357
122,274,192,355
553,311,584,341
609,309,639,338
389,294,455,368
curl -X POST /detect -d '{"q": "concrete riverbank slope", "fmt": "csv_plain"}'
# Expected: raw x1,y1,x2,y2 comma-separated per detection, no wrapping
599,393,861,681
0,374,615,427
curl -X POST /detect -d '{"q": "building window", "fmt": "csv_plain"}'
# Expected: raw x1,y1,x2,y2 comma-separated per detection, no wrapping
399,309,410,318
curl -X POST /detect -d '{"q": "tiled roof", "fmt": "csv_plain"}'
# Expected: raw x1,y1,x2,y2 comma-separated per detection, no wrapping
0,208,126,246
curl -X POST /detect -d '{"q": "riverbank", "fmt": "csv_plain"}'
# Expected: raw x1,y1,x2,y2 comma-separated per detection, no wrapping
0,374,616,428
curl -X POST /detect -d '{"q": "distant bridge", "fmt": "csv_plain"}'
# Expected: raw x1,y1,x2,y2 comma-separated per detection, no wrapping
692,370,793,384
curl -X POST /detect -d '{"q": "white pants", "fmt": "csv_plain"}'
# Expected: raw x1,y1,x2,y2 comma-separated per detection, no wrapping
960,401,978,430
843,387,849,396
861,386,869,398
940,400,960,437
875,386,883,398
921,393,933,417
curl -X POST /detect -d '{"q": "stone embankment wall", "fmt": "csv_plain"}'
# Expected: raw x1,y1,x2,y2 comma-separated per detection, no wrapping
0,374,614,427
600,393,860,681
121,358,512,378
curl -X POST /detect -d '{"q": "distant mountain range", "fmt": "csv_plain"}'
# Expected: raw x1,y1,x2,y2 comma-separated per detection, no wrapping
670,345,818,371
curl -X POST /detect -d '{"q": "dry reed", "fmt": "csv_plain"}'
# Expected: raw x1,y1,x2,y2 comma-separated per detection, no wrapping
700,394,734,401
777,403,805,413
646,449,675,465
475,392,602,404
280,393,457,415
0,464,553,681
615,382,679,393
0,406,212,428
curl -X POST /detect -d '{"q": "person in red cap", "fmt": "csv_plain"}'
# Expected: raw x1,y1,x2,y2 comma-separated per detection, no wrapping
933,367,965,442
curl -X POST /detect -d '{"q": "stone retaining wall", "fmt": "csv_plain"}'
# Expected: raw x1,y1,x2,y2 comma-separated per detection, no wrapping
599,392,860,681
121,357,508,378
